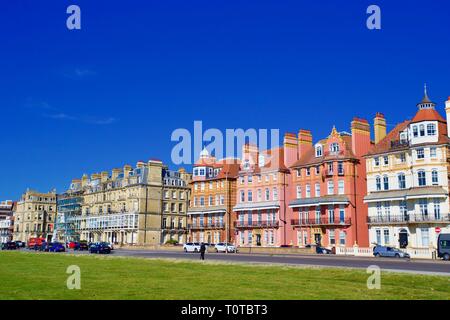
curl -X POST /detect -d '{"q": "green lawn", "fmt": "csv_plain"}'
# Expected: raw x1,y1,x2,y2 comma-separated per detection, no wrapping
0,251,449,300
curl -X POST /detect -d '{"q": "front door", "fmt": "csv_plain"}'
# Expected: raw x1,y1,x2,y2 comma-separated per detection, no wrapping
399,229,408,248
314,233,322,245
256,234,261,246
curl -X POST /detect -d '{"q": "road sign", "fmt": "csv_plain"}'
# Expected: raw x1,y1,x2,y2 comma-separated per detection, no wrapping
435,227,441,234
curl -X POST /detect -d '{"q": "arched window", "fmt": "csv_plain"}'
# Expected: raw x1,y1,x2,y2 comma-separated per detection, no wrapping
419,124,425,136
330,143,340,154
376,176,381,191
383,175,389,190
432,169,439,185
315,145,323,157
418,170,426,186
397,173,406,189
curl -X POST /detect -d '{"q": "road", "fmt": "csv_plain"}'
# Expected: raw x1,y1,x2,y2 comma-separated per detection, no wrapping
80,248,450,276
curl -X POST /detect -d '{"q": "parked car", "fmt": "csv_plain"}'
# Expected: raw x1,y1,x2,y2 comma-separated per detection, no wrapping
316,246,332,254
437,233,450,261
39,241,49,251
27,237,46,250
102,242,114,250
15,241,26,248
48,242,65,253
215,242,237,253
373,245,410,258
89,243,111,254
68,241,78,249
1,242,17,250
75,241,89,251
183,242,201,253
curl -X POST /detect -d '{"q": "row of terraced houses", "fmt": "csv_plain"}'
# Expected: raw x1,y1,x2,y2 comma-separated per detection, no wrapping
4,90,450,256
188,90,450,252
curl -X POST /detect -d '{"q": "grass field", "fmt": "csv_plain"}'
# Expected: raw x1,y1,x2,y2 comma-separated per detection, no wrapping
0,251,449,300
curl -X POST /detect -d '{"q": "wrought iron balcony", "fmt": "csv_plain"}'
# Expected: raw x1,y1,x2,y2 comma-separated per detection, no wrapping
368,214,450,225
187,223,225,230
291,217,351,227
234,221,280,229
162,225,187,232
390,140,409,149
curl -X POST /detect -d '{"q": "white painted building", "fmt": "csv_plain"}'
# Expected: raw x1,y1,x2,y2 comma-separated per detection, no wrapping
364,89,450,250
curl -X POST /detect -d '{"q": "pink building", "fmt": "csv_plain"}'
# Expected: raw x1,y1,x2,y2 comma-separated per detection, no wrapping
233,138,298,247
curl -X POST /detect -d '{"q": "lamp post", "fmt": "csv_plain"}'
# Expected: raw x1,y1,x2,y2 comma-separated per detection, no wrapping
225,170,228,254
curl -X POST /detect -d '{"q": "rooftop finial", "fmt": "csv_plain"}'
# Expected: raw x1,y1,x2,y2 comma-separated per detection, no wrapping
417,83,435,109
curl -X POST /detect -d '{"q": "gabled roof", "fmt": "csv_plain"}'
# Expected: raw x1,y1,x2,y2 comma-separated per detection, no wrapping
290,131,356,168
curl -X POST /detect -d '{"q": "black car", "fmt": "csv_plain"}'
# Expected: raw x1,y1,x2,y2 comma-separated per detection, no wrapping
75,241,89,251
316,246,332,254
15,241,26,248
438,233,450,261
1,242,17,250
89,243,111,254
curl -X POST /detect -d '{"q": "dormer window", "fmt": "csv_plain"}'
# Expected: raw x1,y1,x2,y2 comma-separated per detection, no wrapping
243,160,250,170
258,155,265,167
330,143,339,154
315,145,323,157
400,132,407,143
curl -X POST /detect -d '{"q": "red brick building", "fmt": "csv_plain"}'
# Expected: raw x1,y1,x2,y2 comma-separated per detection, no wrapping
289,118,372,248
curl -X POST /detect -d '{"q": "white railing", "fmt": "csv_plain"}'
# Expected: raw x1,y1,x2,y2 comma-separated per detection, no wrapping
336,245,436,259
335,246,373,257
406,247,435,259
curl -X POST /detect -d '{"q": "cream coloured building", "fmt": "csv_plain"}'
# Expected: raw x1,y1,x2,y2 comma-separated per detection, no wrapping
161,168,192,244
63,160,191,246
364,91,450,250
13,189,57,242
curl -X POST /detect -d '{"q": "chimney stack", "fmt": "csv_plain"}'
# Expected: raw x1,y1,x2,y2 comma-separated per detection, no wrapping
351,117,371,157
374,112,387,144
298,130,313,159
283,133,298,167
101,171,109,183
112,168,121,181
81,174,89,187
123,165,132,178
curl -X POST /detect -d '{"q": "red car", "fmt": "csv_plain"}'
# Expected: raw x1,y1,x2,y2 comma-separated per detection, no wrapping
68,241,78,249
27,237,46,249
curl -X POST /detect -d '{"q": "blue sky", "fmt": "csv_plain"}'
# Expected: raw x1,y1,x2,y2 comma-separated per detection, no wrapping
1,0,450,200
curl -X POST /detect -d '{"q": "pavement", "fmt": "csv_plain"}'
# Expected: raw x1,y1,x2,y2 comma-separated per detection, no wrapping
66,248,450,276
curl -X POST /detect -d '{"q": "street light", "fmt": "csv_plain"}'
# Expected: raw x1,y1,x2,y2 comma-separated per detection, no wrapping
224,170,231,254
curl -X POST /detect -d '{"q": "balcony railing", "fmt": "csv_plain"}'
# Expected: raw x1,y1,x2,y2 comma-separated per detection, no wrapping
390,140,409,149
234,221,280,229
325,169,344,176
187,223,225,230
291,217,351,226
162,225,186,230
368,214,450,225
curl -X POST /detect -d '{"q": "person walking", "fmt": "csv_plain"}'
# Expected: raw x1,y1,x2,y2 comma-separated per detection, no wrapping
200,243,206,261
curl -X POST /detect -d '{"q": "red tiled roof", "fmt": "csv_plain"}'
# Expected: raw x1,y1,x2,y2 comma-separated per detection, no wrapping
290,133,356,168
365,120,410,156
411,108,446,123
